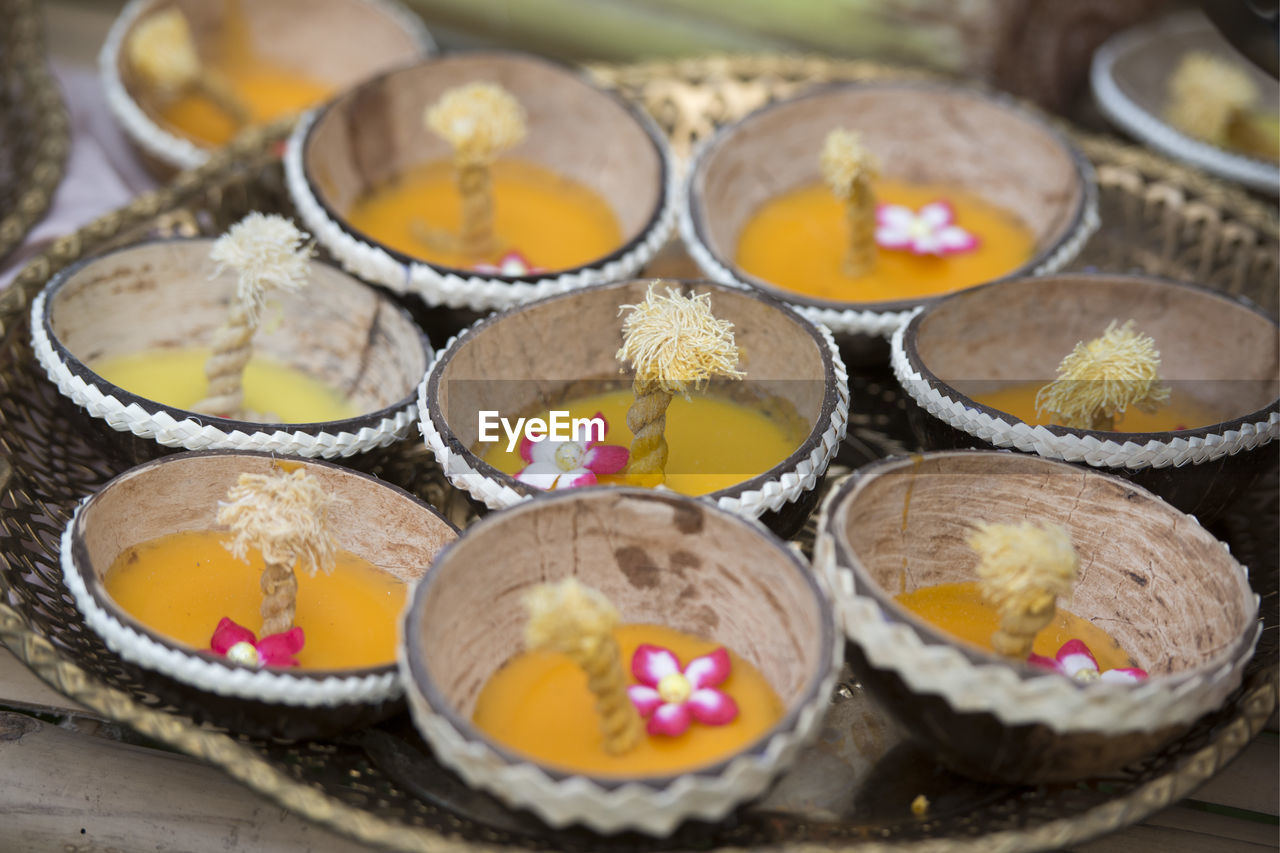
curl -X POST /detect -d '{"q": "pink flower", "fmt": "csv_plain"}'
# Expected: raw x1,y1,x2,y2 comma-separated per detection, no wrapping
209,617,304,668
515,412,629,490
627,644,739,736
1028,639,1148,684
473,250,545,276
875,201,979,256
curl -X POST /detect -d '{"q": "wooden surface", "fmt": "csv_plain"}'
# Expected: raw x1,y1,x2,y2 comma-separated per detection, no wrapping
4,2,1276,851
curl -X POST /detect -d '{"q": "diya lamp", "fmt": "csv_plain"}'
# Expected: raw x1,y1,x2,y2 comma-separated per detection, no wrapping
61,451,458,738
814,450,1260,783
1090,12,1279,193
32,212,431,460
892,273,1280,520
418,278,848,537
286,51,677,339
399,487,841,835
101,0,433,175
680,81,1098,362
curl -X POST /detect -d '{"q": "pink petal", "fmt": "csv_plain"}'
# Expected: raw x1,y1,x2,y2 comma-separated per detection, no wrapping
687,688,738,725
876,204,915,229
1056,639,1101,680
551,468,596,489
632,644,680,686
256,628,305,667
210,618,256,654
583,443,629,475
515,463,561,490
937,225,978,253
876,226,914,248
1027,653,1060,672
646,702,692,737
918,201,955,228
684,647,731,690
1100,667,1149,683
518,436,535,463
628,685,663,717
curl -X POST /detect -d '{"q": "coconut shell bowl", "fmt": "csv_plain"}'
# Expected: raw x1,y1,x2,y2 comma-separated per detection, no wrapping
418,278,849,538
32,237,432,462
892,273,1279,521
61,450,459,739
680,81,1098,362
286,50,677,338
101,0,434,176
400,487,841,835
815,450,1260,784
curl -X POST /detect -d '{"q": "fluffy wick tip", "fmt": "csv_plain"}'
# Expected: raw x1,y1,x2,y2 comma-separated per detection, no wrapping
821,128,879,201
216,467,337,576
971,520,1078,617
425,82,527,163
616,282,744,395
524,578,619,655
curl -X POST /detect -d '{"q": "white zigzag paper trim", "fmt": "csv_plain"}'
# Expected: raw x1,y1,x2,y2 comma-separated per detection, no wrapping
889,308,1280,469
285,107,679,313
398,586,843,836
31,290,420,459
61,506,401,706
416,315,850,521
677,131,1100,339
812,484,1260,735
100,0,436,173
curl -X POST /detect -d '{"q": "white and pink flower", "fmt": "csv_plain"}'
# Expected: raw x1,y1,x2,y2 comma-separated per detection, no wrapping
210,617,304,668
1028,639,1148,684
473,250,546,276
627,644,739,736
875,201,979,256
514,412,629,490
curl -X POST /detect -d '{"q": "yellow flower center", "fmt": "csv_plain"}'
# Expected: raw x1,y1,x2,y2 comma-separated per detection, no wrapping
554,442,584,472
1072,667,1100,683
657,672,692,704
226,640,260,667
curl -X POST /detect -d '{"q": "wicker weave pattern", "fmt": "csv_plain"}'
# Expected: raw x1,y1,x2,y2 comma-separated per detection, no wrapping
0,0,70,265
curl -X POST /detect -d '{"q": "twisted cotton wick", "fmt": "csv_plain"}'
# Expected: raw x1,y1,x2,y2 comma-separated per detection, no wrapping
1035,319,1171,431
524,578,642,755
971,520,1078,659
1166,51,1258,145
217,467,337,636
617,283,744,478
821,128,880,278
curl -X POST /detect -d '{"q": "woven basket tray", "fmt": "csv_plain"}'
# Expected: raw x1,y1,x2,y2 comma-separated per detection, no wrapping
0,0,70,265
1,57,1276,853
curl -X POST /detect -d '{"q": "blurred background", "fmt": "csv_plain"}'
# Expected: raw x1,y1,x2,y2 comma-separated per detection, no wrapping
46,0,1185,113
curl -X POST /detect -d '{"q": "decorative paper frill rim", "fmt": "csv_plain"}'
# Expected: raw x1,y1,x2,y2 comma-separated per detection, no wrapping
99,0,436,172
30,288,425,459
678,87,1101,339
813,464,1262,736
416,308,850,521
890,306,1280,470
60,501,401,707
1090,12,1280,196
284,108,680,314
398,492,845,837
402,664,837,835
